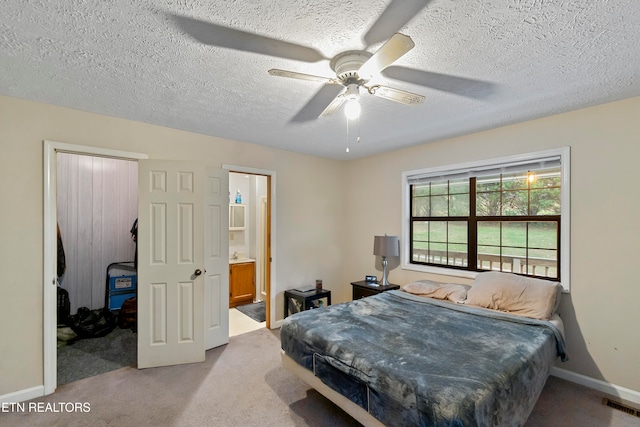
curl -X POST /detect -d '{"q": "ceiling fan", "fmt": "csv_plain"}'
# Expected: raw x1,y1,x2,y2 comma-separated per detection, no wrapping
268,32,424,120
170,0,494,122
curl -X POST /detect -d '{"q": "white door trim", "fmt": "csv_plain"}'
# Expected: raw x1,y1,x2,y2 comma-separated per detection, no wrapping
43,140,147,395
259,196,268,301
222,164,276,327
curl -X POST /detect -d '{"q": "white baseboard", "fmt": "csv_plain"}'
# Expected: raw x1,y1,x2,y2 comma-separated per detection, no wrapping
0,385,44,404
551,367,640,405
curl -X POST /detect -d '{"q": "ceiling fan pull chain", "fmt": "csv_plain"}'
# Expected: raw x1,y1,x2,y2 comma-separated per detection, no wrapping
346,118,350,153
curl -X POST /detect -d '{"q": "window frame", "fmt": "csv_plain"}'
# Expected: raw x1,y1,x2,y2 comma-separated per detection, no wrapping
401,147,571,292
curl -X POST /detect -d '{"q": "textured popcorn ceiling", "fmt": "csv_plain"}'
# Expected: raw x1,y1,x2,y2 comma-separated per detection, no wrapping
1,0,639,159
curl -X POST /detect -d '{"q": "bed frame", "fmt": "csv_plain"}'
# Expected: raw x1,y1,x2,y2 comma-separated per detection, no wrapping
281,351,384,427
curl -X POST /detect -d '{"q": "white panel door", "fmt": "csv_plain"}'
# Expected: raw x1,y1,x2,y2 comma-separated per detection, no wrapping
137,160,205,368
204,167,230,350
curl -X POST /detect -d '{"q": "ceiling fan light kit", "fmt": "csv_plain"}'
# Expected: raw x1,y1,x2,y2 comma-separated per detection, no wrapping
343,84,361,120
344,98,361,120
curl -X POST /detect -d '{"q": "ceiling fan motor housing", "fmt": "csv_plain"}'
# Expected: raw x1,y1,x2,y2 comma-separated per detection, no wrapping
330,51,372,83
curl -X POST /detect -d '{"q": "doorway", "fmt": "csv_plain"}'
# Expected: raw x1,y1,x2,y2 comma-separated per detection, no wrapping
55,152,139,385
225,166,274,333
43,141,148,395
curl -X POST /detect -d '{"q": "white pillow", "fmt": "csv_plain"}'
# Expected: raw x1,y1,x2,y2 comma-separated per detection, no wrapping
403,280,470,303
465,272,562,320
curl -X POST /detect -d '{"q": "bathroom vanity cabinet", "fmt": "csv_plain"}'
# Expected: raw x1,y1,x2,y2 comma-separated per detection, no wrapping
229,261,255,308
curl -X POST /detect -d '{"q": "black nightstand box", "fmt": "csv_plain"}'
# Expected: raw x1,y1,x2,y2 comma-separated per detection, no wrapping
284,288,332,318
350,280,400,300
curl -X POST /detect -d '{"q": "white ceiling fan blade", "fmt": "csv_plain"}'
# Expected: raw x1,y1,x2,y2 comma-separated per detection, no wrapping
368,85,425,105
290,84,345,122
268,69,335,84
358,33,415,80
320,92,347,117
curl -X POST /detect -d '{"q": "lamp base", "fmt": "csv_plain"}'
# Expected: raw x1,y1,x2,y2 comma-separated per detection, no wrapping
380,256,390,287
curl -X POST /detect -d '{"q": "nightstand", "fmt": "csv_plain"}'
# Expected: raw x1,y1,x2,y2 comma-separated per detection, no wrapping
350,280,400,300
284,288,332,318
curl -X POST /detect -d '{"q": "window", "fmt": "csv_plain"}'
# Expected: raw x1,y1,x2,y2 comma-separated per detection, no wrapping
403,148,570,290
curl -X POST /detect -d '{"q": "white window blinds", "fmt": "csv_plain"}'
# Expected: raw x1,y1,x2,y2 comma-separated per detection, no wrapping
407,155,562,185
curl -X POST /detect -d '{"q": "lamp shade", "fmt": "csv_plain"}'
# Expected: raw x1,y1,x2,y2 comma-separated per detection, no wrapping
373,235,399,257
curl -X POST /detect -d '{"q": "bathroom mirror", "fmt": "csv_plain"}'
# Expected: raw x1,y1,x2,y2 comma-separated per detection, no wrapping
229,204,245,230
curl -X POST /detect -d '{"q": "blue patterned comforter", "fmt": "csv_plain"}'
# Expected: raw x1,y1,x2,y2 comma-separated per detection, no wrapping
281,290,566,427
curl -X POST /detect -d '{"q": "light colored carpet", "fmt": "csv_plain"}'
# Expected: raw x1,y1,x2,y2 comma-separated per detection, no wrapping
3,328,358,427
3,328,639,427
56,310,262,387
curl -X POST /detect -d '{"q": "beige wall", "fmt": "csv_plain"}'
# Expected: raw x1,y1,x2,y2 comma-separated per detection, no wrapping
0,95,348,395
1,93,639,397
344,96,640,392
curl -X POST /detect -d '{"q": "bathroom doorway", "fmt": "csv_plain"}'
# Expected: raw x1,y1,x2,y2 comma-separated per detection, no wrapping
227,168,273,334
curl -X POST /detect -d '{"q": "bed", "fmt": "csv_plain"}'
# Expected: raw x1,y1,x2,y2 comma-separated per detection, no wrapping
280,272,567,427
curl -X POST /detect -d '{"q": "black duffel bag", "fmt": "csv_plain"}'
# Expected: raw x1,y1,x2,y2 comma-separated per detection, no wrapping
68,307,118,339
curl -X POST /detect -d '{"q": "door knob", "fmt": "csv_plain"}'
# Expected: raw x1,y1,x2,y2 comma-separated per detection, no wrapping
194,269,202,276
